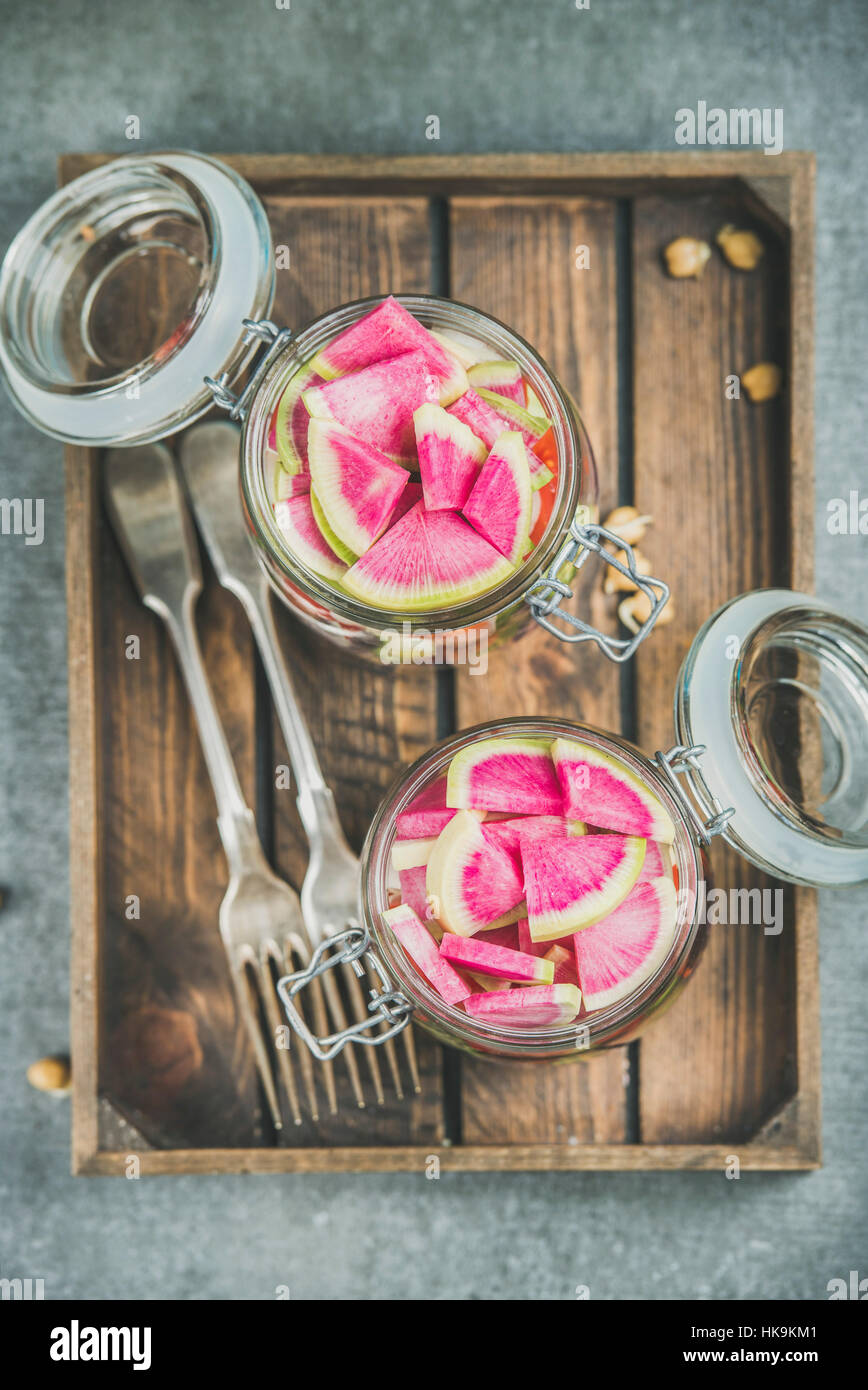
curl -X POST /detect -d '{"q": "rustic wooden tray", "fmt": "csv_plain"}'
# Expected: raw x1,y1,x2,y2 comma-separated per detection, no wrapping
65,151,818,1173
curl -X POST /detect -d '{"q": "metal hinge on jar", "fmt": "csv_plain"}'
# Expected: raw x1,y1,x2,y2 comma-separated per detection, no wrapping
654,744,735,846
277,926,415,1061
526,512,670,661
205,318,294,422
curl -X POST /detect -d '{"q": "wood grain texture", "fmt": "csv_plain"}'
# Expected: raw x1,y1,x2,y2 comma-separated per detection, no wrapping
449,197,629,1144
630,191,801,1144
266,197,444,1144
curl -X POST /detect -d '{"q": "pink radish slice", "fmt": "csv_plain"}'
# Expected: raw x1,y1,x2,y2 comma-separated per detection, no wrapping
467,360,526,405
447,736,563,816
396,776,459,840
384,904,471,1006
462,431,532,565
551,738,676,843
273,495,347,582
387,480,424,528
303,349,441,461
426,810,526,936
398,865,434,922
482,815,585,871
311,296,467,405
543,943,578,986
439,932,555,984
414,402,487,510
572,877,679,1011
447,389,552,490
307,419,410,556
463,983,582,1028
521,833,646,941
637,839,668,882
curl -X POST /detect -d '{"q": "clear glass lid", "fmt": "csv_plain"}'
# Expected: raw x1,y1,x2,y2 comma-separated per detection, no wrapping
675,589,868,887
0,152,274,446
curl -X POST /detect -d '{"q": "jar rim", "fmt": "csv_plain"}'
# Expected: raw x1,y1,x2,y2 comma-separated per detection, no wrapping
0,151,275,445
240,293,591,632
676,589,868,887
360,715,703,1054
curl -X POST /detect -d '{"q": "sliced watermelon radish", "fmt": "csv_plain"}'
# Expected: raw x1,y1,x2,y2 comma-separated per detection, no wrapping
307,418,410,556
273,495,347,582
447,737,563,816
391,836,438,871
474,386,550,448
482,814,585,871
521,833,646,942
303,349,440,461
572,877,679,1011
543,942,579,986
517,916,560,959
413,402,487,510
386,479,423,528
275,364,324,474
463,983,581,1028
474,921,521,951
430,328,491,368
395,776,455,839
273,460,311,501
342,501,514,611
310,491,358,565
467,360,526,405
426,810,526,936
463,970,513,994
637,839,669,882
384,904,471,1006
440,932,554,984
310,297,467,405
398,864,434,922
431,326,492,366
552,738,676,844
462,432,532,565
447,389,552,490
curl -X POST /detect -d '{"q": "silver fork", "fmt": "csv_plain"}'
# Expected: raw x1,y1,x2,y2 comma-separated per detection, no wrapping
104,442,328,1131
178,420,421,1103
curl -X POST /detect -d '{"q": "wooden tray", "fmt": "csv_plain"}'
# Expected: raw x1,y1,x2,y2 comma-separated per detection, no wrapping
65,152,818,1173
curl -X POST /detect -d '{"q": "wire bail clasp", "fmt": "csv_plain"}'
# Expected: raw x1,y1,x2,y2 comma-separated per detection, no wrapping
526,511,670,662
654,744,735,847
205,318,294,422
276,925,415,1062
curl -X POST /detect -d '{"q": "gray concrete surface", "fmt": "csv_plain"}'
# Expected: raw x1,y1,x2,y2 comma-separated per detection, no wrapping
1,0,866,1301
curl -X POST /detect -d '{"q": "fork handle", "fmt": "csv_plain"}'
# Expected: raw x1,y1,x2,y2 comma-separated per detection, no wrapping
159,593,265,876
236,578,353,854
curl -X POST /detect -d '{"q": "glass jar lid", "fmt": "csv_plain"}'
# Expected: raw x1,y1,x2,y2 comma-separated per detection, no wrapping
675,589,868,887
0,152,274,446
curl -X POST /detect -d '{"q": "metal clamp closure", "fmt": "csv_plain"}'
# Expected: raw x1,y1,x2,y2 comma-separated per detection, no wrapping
654,744,735,847
276,926,414,1062
205,318,294,422
526,513,670,662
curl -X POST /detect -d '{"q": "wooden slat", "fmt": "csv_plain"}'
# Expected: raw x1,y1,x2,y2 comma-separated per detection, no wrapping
631,191,799,1143
265,197,443,1144
450,197,629,1144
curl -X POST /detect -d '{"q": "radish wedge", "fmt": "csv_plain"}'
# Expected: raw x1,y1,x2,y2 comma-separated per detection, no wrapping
447,736,563,816
273,495,347,582
440,932,554,984
552,738,676,844
521,833,646,942
390,836,438,871
463,983,581,1028
384,904,471,1006
426,810,526,936
572,877,679,1011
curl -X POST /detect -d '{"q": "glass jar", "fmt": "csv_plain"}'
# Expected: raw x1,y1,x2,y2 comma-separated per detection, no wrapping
278,590,868,1066
0,152,668,664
